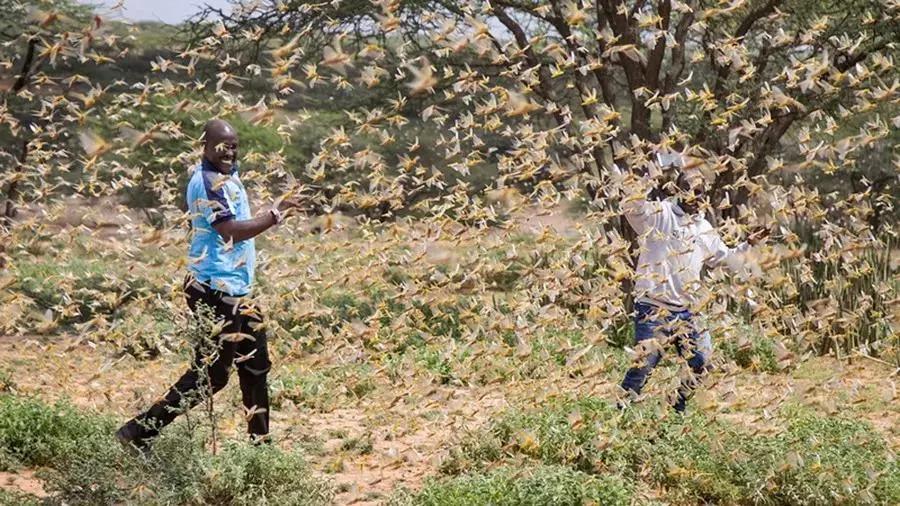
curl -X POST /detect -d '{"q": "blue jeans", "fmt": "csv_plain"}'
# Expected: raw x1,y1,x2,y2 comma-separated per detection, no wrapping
620,302,711,412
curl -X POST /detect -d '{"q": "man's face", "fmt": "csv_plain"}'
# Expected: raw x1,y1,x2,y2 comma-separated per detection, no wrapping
675,170,704,214
204,129,239,173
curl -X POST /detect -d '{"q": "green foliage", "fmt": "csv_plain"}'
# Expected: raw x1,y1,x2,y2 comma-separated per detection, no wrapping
439,396,899,505
466,330,613,385
0,394,115,470
417,346,455,385
340,434,374,455
87,92,340,210
645,408,900,504
126,22,185,53
392,465,631,506
319,289,377,324
481,262,524,291
105,304,179,359
0,447,17,471
0,489,42,506
440,397,620,476
718,324,780,373
44,423,136,505
9,254,159,332
0,394,333,505
605,317,634,349
198,441,334,505
0,0,93,43
0,368,15,393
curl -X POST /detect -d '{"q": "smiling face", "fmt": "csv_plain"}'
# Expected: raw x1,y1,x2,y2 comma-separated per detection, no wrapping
202,120,239,174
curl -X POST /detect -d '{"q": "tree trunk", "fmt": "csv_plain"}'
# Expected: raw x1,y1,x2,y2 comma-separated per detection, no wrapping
2,139,28,223
3,37,38,222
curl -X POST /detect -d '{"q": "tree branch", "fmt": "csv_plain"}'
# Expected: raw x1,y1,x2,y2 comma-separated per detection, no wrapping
735,0,783,40
546,0,615,110
598,0,651,138
488,0,569,128
11,36,38,93
645,0,671,93
662,1,695,95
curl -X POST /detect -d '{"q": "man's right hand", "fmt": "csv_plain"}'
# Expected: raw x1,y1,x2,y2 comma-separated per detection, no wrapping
276,195,314,217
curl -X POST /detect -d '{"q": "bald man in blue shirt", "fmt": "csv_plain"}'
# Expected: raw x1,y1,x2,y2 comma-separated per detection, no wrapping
116,119,304,450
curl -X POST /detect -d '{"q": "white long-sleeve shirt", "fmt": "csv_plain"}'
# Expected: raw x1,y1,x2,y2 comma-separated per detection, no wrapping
623,197,750,311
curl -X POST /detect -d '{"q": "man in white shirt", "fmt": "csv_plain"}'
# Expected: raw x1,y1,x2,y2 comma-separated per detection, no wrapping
616,152,765,412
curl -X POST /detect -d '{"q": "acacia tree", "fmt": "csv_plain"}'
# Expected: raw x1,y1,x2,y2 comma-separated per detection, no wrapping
177,0,898,356
188,0,898,223
0,0,115,221
2,0,889,354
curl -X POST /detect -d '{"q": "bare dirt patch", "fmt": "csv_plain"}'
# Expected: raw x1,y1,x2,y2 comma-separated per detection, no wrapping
2,335,898,503
0,469,48,498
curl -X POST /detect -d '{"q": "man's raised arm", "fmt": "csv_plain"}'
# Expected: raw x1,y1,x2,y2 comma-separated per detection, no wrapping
213,198,306,243
609,161,666,236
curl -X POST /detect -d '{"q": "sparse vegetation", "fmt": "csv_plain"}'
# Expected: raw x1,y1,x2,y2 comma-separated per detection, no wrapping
435,397,899,505
392,465,632,506
0,394,333,505
1,0,897,503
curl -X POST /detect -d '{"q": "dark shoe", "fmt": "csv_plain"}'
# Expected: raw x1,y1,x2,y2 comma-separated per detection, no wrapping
116,420,150,457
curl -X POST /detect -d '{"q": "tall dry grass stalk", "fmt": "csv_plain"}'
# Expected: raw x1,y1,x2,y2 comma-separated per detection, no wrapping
773,220,897,365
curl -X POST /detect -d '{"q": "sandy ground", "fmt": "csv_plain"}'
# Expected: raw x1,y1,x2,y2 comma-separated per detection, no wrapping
2,198,897,503
0,469,47,498
2,333,897,505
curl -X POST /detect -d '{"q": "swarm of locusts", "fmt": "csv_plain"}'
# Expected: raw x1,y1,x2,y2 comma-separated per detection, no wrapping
0,0,897,427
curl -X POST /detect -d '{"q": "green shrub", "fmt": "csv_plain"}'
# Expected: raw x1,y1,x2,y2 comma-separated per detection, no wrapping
271,371,330,411
643,409,900,504
392,465,631,506
718,325,780,373
9,256,156,332
103,304,180,360
417,347,455,385
42,427,132,505
200,442,334,505
605,316,634,348
0,394,333,505
774,225,897,364
440,397,899,505
45,423,334,506
317,290,376,329
0,368,15,393
440,397,626,476
763,411,899,504
340,434,374,455
0,447,18,471
0,489,42,506
0,394,115,469
481,262,523,291
410,299,467,340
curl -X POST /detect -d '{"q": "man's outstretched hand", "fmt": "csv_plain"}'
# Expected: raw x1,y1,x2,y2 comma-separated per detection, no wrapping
276,191,319,218
276,196,310,216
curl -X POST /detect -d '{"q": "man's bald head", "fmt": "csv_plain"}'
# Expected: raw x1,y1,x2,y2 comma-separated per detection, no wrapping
203,119,235,142
202,119,239,174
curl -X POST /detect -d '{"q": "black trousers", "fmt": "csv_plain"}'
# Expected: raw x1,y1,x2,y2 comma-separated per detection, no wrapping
125,276,272,440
